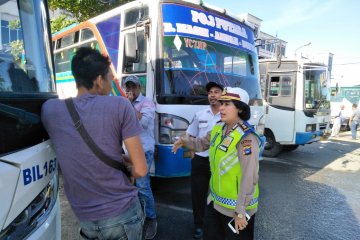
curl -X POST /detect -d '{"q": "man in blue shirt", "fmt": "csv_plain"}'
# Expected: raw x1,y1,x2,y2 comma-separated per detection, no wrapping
124,76,157,239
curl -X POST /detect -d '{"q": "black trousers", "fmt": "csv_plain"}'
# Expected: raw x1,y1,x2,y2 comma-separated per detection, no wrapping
203,203,255,240
191,154,211,228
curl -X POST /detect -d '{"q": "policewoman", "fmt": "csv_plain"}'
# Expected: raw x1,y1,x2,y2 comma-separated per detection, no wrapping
172,87,262,240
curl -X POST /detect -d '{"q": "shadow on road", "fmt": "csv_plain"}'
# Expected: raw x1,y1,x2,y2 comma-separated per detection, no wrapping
257,130,360,239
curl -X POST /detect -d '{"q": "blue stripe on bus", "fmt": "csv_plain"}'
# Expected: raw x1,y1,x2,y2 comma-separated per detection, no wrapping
56,72,74,83
295,131,323,145
155,145,191,177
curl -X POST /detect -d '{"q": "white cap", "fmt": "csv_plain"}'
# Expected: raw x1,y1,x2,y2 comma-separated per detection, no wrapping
220,87,249,105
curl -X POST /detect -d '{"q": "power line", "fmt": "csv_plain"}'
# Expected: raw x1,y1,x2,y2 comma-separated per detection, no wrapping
333,62,360,66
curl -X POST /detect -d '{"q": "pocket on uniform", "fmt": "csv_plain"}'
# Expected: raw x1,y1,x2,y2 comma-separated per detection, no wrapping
199,122,208,129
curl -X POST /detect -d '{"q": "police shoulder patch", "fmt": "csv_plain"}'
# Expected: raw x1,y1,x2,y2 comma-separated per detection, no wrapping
243,145,252,155
241,140,252,155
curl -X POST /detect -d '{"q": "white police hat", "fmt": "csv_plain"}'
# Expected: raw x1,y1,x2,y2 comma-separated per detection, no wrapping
220,87,249,105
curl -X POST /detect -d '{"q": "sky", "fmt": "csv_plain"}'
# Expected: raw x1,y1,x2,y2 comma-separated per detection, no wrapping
205,0,360,87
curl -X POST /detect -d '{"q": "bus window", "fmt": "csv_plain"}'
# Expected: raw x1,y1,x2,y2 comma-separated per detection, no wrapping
54,50,71,73
124,6,149,27
304,66,326,109
269,77,279,96
268,75,295,108
160,34,261,104
280,76,292,96
0,28,41,93
59,31,79,49
81,28,95,41
224,56,247,76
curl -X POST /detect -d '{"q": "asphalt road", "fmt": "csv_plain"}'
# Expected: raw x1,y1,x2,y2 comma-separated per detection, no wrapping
60,131,360,240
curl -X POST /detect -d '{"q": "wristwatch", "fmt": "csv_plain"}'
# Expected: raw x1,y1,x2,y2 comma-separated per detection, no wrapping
234,212,244,219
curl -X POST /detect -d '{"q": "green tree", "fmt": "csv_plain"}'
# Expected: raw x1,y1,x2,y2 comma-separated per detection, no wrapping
8,19,20,30
48,0,131,23
8,20,23,63
50,14,76,33
9,40,23,62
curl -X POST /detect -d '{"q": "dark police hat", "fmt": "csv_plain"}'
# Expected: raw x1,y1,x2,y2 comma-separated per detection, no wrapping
205,82,224,92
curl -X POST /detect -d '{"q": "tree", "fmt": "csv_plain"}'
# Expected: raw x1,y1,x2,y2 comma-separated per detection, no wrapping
48,0,131,23
8,20,23,63
50,14,76,34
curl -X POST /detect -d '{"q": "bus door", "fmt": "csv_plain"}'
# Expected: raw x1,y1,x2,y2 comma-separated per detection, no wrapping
265,72,296,143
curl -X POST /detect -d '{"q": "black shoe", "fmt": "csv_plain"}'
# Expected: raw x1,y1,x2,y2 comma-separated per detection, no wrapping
193,228,203,239
144,218,157,240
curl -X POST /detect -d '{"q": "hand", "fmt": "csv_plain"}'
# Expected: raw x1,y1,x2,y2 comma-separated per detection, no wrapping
234,215,248,233
136,110,142,120
126,91,134,101
171,138,184,154
190,151,195,159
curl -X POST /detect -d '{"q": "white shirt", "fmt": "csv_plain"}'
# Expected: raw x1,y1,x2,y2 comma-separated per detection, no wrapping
186,107,220,157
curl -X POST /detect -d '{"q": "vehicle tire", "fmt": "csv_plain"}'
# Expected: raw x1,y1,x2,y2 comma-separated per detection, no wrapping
263,130,283,158
282,144,299,152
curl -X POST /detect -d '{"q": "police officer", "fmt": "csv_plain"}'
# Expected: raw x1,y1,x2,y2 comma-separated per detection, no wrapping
173,87,263,240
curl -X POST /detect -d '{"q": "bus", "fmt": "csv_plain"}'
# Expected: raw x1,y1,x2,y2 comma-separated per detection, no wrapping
259,58,331,157
52,0,265,177
0,0,60,239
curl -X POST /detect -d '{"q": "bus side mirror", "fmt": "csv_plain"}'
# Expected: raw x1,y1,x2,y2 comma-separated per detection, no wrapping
124,33,140,65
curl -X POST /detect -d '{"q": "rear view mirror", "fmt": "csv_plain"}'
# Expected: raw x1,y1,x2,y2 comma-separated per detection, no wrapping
124,33,139,65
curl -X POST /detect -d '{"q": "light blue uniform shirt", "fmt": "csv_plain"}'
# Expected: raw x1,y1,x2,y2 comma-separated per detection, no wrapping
186,107,221,157
132,93,155,152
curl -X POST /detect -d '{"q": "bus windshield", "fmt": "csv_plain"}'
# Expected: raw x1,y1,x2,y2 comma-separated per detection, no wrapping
0,0,54,94
158,3,261,105
304,65,329,110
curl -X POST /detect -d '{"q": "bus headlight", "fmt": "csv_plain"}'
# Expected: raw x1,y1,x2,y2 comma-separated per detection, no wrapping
306,124,316,132
159,113,189,144
0,171,59,239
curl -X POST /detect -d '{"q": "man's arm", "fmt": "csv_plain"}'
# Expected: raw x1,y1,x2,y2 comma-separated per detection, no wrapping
124,135,147,178
187,112,199,137
138,100,155,129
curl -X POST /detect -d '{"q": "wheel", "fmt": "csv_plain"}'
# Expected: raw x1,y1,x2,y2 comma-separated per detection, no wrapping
263,131,283,157
282,144,299,152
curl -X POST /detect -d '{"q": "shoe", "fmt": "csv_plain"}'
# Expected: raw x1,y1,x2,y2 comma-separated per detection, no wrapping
144,218,157,239
193,228,203,239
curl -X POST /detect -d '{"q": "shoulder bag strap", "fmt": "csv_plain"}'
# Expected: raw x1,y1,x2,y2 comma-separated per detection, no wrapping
64,98,130,175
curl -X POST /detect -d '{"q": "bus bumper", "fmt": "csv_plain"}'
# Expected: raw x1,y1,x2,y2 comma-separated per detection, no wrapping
154,145,191,177
295,131,323,145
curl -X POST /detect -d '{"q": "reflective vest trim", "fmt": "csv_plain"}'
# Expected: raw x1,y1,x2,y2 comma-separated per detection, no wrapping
210,190,259,208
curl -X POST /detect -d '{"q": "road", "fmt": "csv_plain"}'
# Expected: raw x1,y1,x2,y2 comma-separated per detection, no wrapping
60,131,360,240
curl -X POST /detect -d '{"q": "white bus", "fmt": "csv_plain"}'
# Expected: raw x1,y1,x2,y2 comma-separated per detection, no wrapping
52,0,265,177
0,0,60,239
259,58,331,157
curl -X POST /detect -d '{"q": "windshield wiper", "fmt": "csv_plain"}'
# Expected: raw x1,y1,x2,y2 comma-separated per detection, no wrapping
0,103,40,125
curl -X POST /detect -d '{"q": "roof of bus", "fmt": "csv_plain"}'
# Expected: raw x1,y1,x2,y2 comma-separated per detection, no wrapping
86,0,254,29
259,58,327,66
